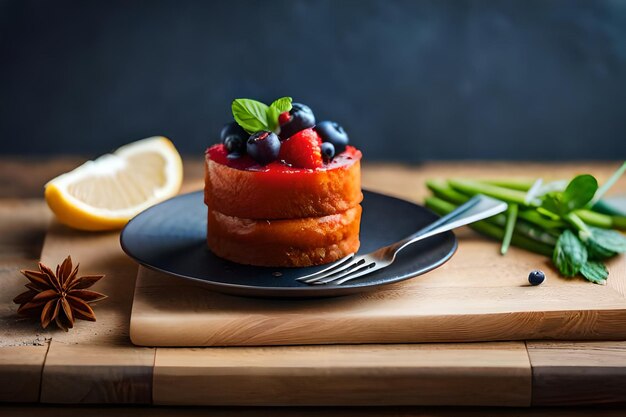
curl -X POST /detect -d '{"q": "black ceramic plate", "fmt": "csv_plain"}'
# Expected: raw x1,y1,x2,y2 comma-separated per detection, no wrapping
120,190,457,298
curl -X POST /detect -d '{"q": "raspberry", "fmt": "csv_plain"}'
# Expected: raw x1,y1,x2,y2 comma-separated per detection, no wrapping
278,128,323,169
278,111,291,125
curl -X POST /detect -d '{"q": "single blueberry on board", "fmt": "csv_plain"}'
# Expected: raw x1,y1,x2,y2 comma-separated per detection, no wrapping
528,270,546,286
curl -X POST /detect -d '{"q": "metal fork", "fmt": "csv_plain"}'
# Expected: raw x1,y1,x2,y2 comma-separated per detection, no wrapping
296,194,507,286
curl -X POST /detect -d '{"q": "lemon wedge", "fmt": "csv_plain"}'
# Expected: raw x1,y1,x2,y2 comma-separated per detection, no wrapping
45,136,183,231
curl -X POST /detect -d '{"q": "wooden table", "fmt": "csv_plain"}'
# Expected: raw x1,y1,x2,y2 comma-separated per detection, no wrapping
2,157,626,415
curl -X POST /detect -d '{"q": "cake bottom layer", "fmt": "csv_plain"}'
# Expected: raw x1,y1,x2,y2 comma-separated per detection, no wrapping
207,205,362,267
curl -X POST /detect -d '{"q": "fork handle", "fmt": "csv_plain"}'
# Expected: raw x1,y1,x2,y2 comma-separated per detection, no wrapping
387,195,508,256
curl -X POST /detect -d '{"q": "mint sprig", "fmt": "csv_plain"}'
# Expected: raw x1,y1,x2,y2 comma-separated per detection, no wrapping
562,174,598,212
583,226,626,259
232,99,270,134
541,174,598,216
553,229,587,277
580,261,608,285
231,97,292,134
428,162,626,286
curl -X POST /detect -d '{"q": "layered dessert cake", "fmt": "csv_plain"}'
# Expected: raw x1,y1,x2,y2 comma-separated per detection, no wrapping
204,97,362,267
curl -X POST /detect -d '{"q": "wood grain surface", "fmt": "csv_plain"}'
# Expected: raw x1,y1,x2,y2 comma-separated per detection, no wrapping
38,221,142,345
4,405,626,417
2,159,626,410
36,221,155,404
130,229,626,346
0,199,51,347
0,345,48,403
528,341,626,406
153,342,531,406
0,199,51,403
41,342,154,404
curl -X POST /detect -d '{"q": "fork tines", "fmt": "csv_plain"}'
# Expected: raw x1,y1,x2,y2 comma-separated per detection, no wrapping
296,254,376,285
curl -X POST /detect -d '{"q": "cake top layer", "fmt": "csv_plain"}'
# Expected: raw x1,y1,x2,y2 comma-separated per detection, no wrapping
215,97,359,170
207,143,361,173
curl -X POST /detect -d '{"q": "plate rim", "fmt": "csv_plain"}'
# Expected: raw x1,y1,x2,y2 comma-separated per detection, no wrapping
120,189,458,296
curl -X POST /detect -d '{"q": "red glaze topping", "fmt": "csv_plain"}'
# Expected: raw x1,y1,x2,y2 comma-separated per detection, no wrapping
207,144,361,173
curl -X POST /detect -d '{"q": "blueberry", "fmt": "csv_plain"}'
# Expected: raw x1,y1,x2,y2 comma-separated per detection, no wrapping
321,142,335,161
220,122,248,154
279,103,315,140
246,131,280,165
224,136,246,155
528,270,545,286
315,121,349,154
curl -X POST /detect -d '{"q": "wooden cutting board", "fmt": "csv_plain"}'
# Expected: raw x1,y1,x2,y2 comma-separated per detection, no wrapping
130,227,626,347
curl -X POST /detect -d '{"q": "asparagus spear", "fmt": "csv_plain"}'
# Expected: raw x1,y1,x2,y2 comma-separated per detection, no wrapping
588,162,626,207
428,178,626,230
427,180,559,246
517,209,565,230
425,197,554,256
480,178,536,191
426,179,470,205
448,179,532,206
425,162,626,285
575,209,626,230
501,204,519,255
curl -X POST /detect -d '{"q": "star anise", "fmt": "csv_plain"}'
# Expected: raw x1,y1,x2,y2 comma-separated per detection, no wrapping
13,256,106,332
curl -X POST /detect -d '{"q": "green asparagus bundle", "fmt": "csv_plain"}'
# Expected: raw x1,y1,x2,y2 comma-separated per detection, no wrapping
425,162,626,285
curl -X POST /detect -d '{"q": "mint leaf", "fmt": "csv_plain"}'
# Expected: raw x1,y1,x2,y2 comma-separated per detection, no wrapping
267,97,292,132
541,192,564,216
580,261,608,285
562,174,598,212
270,96,292,113
553,230,588,277
232,99,270,134
584,226,626,257
585,238,617,260
541,175,598,216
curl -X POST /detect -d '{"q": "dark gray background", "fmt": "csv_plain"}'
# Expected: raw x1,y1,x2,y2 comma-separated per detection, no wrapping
1,0,625,161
